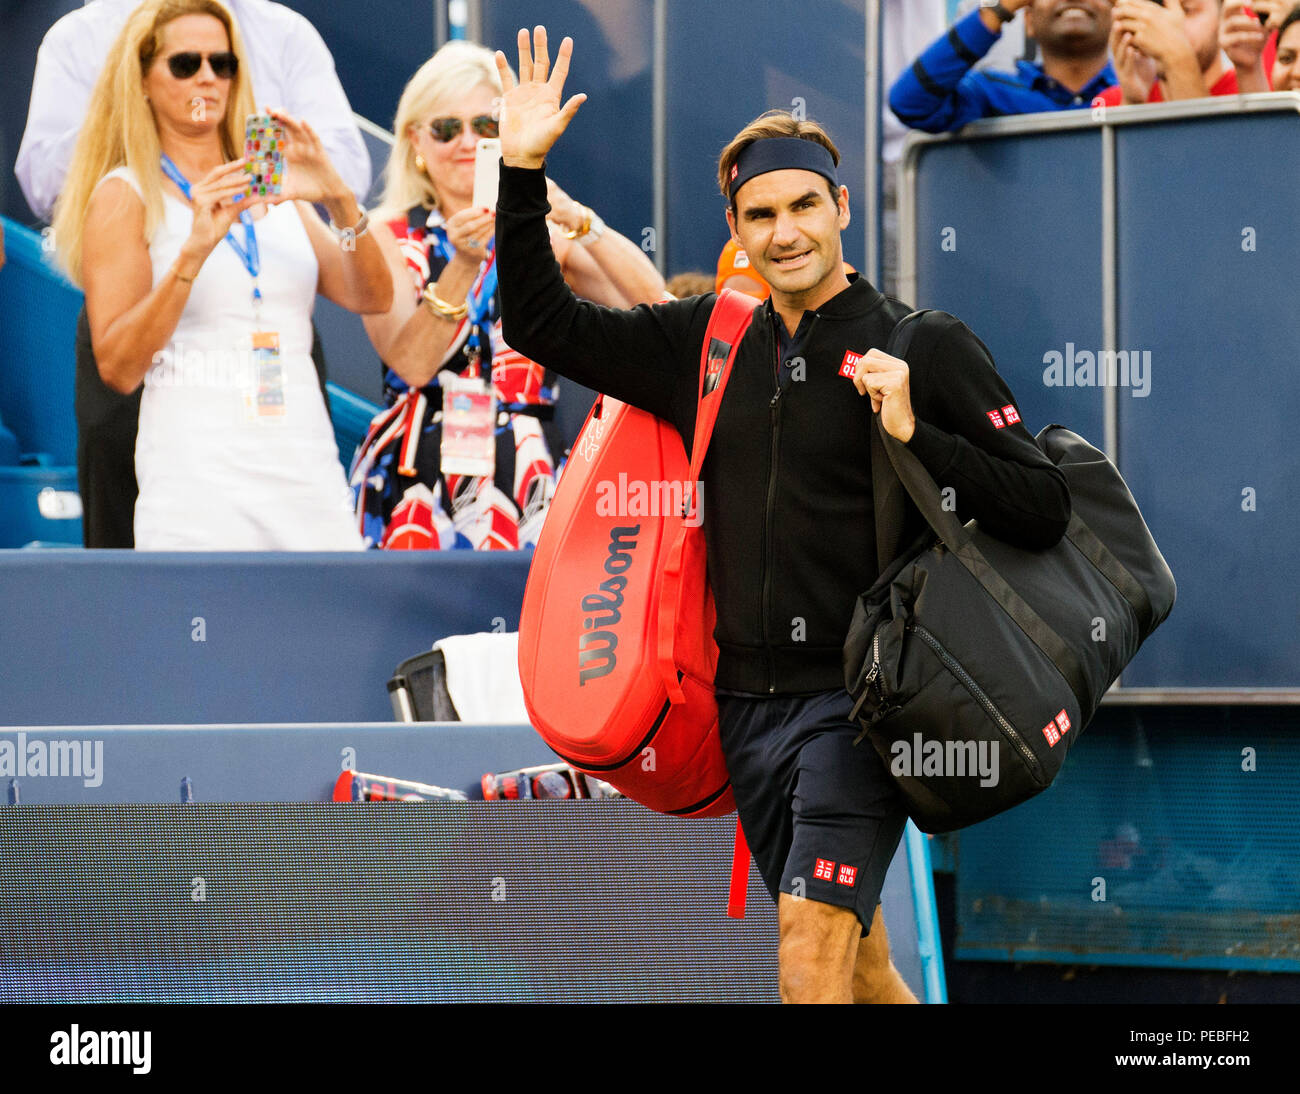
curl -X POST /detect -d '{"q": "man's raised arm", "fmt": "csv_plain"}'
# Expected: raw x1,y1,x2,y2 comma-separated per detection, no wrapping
494,27,705,428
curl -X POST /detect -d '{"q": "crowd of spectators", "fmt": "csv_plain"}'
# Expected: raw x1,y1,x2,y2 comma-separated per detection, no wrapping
891,0,1300,131
8,0,1300,551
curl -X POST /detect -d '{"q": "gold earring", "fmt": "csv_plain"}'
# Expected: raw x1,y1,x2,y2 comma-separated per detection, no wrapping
415,153,426,171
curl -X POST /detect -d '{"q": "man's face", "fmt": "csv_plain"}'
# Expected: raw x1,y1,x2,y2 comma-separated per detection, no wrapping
725,169,849,301
1027,0,1113,58
1180,0,1223,72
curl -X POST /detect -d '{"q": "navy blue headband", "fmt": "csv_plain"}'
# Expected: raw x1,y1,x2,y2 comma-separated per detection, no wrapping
728,137,838,203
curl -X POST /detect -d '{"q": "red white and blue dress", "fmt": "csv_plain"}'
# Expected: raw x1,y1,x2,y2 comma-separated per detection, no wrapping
349,205,562,550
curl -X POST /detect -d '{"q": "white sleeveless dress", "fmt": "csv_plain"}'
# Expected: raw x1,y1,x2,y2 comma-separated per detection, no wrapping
100,166,362,550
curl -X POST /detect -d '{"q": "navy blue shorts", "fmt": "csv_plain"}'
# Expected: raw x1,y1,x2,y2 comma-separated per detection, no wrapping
717,688,908,933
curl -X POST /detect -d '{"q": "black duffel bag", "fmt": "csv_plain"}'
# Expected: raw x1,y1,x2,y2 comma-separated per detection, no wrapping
844,311,1176,833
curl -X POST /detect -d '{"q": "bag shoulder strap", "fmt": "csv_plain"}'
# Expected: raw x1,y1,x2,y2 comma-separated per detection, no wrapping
654,290,759,705
871,309,947,574
687,289,761,486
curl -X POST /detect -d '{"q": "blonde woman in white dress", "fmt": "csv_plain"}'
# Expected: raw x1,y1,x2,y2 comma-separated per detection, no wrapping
51,0,391,549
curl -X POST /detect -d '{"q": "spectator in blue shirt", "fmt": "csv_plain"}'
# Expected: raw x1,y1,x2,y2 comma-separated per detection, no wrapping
891,0,1118,133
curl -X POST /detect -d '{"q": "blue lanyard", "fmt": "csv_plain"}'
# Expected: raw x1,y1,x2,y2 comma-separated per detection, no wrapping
160,153,261,301
466,260,498,349
429,224,496,354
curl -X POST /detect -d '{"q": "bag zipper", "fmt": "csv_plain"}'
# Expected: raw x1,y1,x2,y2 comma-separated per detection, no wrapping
849,629,886,736
910,623,1046,783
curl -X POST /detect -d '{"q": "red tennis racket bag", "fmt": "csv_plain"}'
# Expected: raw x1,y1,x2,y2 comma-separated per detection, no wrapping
518,290,759,818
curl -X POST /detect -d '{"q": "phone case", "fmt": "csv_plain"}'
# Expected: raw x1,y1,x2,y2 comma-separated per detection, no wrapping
243,113,284,199
472,138,501,211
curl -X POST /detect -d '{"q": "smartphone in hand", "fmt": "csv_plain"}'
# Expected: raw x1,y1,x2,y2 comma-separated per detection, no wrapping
472,137,502,211
243,113,285,200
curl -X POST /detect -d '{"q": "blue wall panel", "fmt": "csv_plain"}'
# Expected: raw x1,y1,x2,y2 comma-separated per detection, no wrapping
483,0,655,270
910,107,1300,688
665,0,869,277
912,130,1106,444
0,724,552,804
1115,113,1300,686
280,1,435,139
0,551,533,726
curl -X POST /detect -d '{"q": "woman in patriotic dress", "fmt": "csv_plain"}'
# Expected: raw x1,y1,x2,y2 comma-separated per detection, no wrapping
357,40,666,550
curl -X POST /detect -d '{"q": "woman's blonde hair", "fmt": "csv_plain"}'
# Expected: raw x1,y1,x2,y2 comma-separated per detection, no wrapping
51,0,255,286
373,40,509,221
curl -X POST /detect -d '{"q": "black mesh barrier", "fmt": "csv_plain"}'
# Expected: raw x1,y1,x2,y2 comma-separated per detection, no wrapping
0,802,778,1003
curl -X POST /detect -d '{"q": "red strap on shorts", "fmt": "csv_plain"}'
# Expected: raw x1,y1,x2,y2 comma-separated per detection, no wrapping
727,818,751,919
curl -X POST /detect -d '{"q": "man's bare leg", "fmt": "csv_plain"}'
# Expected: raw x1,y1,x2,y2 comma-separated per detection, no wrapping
777,893,862,1003
852,903,919,1003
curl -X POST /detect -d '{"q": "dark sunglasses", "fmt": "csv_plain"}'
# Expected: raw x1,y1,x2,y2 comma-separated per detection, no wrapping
428,114,499,143
165,51,238,80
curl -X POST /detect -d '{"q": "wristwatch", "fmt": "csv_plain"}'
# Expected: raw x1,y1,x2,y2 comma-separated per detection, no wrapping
979,0,1016,24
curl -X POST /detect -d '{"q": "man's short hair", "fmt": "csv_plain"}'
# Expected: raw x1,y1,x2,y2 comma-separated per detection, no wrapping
718,111,841,211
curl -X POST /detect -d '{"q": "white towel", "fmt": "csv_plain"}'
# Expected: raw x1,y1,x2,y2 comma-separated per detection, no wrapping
432,632,531,724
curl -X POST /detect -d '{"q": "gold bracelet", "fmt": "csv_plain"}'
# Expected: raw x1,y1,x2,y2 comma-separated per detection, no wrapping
422,282,469,321
563,205,593,239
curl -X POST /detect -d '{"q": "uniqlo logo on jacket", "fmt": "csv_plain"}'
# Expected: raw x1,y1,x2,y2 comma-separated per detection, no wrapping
987,409,1006,429
1002,404,1021,424
836,864,858,887
1055,710,1071,735
840,350,863,379
814,858,835,882
1043,721,1061,747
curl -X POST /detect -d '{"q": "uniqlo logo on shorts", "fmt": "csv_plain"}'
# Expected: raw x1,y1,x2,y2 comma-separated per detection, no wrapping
839,350,863,379
836,864,858,887
814,858,835,882
1055,710,1071,735
987,409,1006,429
1001,404,1021,425
1043,721,1061,747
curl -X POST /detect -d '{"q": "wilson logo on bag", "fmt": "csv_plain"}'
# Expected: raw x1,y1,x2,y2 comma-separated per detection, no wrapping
577,524,638,684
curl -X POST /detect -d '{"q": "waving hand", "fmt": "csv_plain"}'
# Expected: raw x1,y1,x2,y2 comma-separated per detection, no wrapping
496,27,587,169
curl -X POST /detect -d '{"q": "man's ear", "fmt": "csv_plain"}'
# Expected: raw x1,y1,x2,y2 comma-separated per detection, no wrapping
725,204,741,245
837,185,851,231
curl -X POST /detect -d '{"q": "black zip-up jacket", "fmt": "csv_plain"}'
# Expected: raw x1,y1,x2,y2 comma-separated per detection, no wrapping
497,164,1070,694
